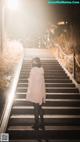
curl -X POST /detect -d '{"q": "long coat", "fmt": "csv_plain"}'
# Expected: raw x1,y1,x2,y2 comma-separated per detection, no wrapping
26,67,46,105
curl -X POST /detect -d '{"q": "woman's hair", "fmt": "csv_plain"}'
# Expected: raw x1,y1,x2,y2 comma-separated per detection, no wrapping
32,57,41,68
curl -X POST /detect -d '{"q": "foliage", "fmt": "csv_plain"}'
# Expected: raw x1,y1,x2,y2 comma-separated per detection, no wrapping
0,40,23,90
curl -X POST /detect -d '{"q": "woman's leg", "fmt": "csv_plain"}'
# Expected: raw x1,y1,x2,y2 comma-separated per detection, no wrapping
39,105,45,129
33,103,39,129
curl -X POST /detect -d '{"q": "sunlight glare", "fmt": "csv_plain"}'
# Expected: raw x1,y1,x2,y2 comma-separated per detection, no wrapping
7,0,19,10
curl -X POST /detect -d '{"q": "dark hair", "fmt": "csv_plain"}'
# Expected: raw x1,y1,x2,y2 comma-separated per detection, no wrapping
32,57,41,68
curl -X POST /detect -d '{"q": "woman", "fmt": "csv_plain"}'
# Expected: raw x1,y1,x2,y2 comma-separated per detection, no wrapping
26,57,46,130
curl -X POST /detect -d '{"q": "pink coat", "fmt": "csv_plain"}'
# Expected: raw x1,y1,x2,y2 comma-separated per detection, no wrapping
26,67,46,105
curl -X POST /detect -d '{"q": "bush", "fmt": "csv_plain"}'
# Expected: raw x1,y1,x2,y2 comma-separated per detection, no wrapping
0,40,24,90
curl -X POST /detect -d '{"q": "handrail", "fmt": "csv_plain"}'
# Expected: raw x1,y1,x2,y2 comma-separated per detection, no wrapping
0,56,24,133
57,57,80,92
75,56,80,68
58,45,73,58
58,44,80,68
56,44,80,82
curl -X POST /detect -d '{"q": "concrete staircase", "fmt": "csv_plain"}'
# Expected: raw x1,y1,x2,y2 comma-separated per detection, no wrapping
6,57,80,142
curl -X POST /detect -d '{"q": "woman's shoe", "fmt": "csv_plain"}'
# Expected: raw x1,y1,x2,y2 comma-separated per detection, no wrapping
39,124,45,130
32,124,39,130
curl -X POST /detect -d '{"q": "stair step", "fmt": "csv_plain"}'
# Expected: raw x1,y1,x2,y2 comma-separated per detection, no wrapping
8,126,80,140
15,98,80,102
22,65,63,67
9,140,80,142
21,67,64,70
12,106,80,109
22,64,61,66
21,69,64,72
9,115,80,126
7,125,80,140
20,69,64,72
24,59,57,61
19,78,71,81
16,88,78,93
19,76,69,80
19,75,68,78
23,60,58,62
16,92,80,95
20,72,67,76
17,86,76,90
11,106,80,115
13,99,80,107
22,65,61,67
17,83,75,88
22,63,61,65
18,79,72,83
16,94,80,99
8,125,80,131
22,61,62,64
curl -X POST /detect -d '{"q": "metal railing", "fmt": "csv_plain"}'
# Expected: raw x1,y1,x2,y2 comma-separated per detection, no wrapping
57,44,80,83
0,56,23,133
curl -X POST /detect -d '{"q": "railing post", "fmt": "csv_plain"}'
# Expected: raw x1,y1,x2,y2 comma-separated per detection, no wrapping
73,50,76,79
